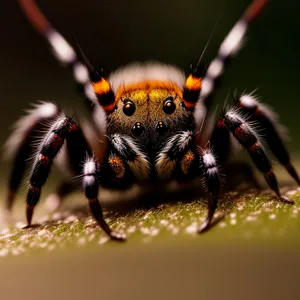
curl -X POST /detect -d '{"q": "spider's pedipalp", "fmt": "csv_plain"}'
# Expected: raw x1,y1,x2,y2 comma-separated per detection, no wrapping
155,131,194,180
237,94,300,185
110,134,150,181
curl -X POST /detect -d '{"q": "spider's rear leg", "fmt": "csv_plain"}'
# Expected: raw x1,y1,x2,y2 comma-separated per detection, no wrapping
218,109,294,204
210,121,261,190
4,102,60,216
237,94,300,185
45,123,92,211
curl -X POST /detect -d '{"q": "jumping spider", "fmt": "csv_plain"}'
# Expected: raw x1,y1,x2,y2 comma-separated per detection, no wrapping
4,0,299,241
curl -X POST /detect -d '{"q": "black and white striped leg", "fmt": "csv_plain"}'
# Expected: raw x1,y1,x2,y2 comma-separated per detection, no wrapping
18,0,98,108
194,0,268,130
83,157,126,241
25,116,78,227
237,94,300,185
210,118,261,189
45,121,92,211
217,109,294,204
198,149,222,233
4,102,60,212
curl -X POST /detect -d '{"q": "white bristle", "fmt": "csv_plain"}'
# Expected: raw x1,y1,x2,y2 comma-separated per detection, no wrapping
109,62,185,93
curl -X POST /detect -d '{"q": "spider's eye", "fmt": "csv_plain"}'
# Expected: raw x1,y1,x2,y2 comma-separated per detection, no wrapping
163,96,176,114
132,122,145,137
156,121,168,136
123,99,136,116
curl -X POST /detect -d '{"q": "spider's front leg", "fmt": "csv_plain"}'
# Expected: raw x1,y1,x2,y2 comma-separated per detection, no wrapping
25,116,78,226
156,131,222,232
25,116,124,241
197,148,222,233
82,157,126,242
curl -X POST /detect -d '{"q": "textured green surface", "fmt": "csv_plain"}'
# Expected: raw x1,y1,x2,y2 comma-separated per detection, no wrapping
1,181,300,257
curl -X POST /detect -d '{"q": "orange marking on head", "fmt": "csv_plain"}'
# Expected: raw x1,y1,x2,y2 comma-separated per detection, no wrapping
102,102,116,112
183,100,197,109
93,78,111,95
116,80,182,101
185,75,202,91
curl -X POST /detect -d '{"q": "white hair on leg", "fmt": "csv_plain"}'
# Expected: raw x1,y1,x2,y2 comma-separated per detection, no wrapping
4,102,59,159
109,61,185,94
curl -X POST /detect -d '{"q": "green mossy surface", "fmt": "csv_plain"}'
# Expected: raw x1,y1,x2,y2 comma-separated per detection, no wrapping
0,182,299,257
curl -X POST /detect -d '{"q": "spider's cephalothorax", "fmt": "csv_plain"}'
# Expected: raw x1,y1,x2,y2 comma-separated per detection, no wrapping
4,0,299,241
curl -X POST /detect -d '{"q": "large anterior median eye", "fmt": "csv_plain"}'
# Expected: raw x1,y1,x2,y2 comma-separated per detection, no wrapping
123,99,136,116
163,96,176,114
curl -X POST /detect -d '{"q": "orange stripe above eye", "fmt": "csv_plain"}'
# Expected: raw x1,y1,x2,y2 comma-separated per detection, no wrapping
93,78,111,95
116,80,183,101
185,75,202,91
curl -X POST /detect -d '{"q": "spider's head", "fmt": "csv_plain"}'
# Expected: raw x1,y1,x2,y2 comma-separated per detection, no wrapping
102,63,194,147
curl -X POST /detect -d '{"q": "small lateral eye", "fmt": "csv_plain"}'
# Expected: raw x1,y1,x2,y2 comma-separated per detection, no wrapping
163,96,176,114
123,99,136,116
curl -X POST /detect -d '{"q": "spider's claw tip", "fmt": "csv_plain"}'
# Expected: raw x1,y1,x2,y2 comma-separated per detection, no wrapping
198,221,210,234
110,231,127,242
280,195,294,205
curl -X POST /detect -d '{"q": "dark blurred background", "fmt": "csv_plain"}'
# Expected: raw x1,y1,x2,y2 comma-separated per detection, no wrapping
1,0,299,152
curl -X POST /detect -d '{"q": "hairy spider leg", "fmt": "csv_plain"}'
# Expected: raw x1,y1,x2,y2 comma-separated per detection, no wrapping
198,148,222,233
216,109,293,204
237,94,300,185
25,116,76,226
82,157,126,241
18,0,115,112
155,131,222,231
4,103,60,212
193,0,268,129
